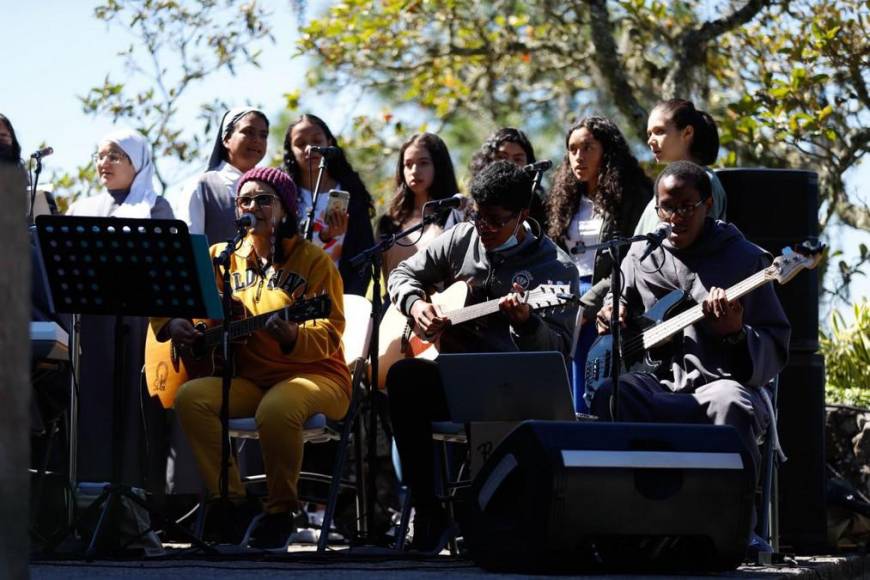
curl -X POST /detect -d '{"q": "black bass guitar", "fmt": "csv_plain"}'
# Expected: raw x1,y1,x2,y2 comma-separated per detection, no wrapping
584,240,824,394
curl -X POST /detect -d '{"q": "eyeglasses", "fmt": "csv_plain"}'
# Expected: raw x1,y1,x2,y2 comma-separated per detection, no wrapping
92,152,128,165
655,198,705,220
468,210,518,231
237,193,279,209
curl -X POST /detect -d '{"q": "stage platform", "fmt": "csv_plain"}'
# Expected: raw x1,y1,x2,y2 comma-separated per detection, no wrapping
31,548,869,579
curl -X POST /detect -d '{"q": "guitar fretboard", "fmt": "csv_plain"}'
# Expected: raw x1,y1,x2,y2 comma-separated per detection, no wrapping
443,288,566,326
632,268,772,354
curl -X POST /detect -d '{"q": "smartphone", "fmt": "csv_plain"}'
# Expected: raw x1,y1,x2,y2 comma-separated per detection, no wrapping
324,189,350,216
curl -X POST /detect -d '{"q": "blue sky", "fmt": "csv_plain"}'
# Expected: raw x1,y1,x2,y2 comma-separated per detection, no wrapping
5,0,867,318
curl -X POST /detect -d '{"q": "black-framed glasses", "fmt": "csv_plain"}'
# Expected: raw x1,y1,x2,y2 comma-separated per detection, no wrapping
468,210,518,231
655,198,705,220
237,194,279,209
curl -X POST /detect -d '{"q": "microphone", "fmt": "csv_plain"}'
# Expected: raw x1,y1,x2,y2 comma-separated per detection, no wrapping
305,145,341,159
236,213,257,232
425,193,469,211
639,222,672,261
522,160,553,173
30,146,54,160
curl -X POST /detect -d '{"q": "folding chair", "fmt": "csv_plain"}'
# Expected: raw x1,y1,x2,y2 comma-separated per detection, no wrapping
755,375,784,555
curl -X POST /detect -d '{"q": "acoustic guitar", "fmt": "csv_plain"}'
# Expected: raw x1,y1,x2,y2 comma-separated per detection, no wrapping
377,281,575,387
584,240,825,396
144,295,331,408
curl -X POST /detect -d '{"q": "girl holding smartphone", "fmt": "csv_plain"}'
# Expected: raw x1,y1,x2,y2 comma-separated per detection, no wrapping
283,114,375,296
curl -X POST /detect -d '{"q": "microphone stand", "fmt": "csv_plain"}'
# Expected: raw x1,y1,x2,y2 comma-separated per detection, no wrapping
213,224,250,507
572,232,664,421
348,210,445,540
304,156,329,242
28,155,44,225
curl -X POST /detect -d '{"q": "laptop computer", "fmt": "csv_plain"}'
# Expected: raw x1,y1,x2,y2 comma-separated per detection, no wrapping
437,351,577,422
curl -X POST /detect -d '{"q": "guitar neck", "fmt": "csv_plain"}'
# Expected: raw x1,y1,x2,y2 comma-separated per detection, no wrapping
203,309,279,347
445,298,502,326
640,269,770,350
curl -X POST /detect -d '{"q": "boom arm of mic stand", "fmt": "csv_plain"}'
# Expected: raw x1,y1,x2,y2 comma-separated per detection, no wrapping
304,157,329,241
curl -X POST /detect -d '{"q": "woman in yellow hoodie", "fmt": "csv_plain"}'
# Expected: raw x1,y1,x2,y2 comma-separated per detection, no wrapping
153,166,350,549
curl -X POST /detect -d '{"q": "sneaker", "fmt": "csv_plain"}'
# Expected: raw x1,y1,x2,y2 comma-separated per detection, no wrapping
746,532,773,562
247,511,301,550
409,504,452,555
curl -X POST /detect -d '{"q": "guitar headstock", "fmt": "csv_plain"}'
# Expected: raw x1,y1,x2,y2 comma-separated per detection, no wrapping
282,294,332,322
767,239,826,285
527,283,578,312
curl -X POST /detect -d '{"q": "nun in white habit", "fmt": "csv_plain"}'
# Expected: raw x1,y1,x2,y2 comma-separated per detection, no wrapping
67,128,173,219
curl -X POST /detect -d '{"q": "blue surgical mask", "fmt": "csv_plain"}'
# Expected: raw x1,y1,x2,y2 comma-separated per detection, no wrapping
491,215,523,252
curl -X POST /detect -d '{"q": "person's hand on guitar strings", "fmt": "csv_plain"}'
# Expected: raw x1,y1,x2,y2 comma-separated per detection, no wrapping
266,313,299,352
595,302,627,335
702,286,743,336
410,299,450,340
167,318,202,350
499,282,531,326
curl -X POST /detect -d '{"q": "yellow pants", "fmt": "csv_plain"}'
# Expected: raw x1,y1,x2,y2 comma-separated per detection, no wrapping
174,373,349,514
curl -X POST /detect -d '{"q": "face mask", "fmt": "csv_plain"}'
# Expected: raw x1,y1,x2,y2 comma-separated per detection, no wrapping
491,215,523,252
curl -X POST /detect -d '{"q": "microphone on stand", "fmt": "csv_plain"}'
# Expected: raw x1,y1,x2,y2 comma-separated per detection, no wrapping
425,193,470,211
305,145,341,159
236,213,257,232
522,160,553,173
30,146,54,160
639,222,673,261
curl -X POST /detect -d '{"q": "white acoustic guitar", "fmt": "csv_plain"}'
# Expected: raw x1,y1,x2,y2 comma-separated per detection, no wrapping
377,281,575,387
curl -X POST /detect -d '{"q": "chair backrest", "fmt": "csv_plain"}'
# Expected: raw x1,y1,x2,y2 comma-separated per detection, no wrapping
342,294,373,367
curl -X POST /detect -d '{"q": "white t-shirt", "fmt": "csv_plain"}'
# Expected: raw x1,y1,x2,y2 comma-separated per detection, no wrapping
565,195,602,278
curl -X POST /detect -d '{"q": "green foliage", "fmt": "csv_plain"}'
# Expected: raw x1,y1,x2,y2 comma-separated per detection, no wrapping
821,300,870,408
56,0,274,201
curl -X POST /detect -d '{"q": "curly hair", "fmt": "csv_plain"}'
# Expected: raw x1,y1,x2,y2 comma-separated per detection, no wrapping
468,127,536,179
652,99,720,165
0,114,22,163
470,160,532,212
282,113,373,214
378,132,459,236
546,116,651,242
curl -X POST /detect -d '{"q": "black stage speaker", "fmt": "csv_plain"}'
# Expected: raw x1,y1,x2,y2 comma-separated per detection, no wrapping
465,421,755,573
715,168,828,553
715,168,819,351
778,352,828,553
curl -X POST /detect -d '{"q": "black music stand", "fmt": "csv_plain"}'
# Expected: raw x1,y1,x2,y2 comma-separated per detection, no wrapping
35,215,222,557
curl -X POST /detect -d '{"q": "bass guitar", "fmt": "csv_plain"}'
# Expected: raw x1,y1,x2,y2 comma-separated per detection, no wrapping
584,240,825,394
378,280,575,387
144,295,331,408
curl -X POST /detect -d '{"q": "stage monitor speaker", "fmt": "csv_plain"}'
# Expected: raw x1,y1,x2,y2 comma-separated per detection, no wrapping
777,352,828,553
715,168,820,351
465,421,755,573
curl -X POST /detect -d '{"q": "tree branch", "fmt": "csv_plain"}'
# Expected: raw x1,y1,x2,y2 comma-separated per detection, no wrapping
663,0,772,98
585,0,648,140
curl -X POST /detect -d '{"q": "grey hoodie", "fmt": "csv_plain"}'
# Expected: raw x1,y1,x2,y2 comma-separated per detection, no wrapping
617,219,791,391
388,221,579,356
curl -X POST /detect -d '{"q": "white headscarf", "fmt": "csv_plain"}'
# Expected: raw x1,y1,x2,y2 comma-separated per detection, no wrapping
207,107,266,171
104,128,158,218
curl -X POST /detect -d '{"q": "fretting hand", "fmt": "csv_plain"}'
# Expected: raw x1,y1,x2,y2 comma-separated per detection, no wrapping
702,286,744,336
266,313,299,351
499,282,531,326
